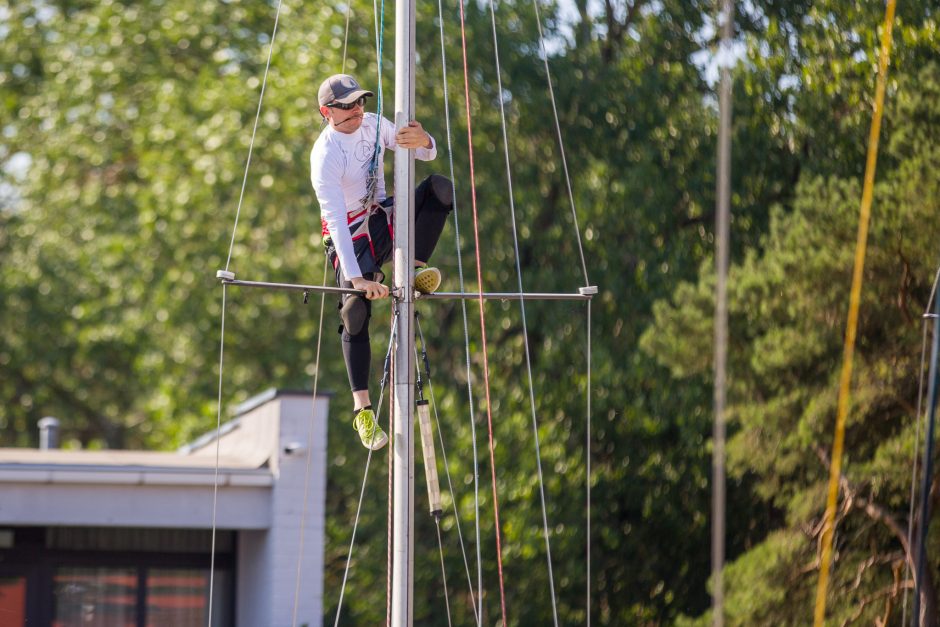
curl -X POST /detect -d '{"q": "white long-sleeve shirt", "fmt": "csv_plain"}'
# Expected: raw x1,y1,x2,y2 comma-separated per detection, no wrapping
310,113,437,280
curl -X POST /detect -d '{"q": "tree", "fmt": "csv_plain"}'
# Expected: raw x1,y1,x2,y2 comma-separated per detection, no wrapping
12,0,937,624
644,63,940,624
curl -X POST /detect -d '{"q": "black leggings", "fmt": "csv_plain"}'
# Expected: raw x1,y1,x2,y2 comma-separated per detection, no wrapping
331,174,454,393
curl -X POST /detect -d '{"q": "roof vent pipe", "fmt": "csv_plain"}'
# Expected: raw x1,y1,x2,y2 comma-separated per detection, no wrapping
39,417,60,450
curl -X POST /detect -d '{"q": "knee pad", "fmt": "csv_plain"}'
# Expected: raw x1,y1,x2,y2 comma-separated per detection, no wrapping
340,295,369,335
429,174,454,206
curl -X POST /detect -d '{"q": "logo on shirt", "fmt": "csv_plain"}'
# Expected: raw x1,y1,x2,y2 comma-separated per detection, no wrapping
355,140,375,163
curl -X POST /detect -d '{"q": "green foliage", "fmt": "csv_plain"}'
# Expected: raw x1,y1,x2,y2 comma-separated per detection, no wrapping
676,530,813,627
4,0,940,624
647,60,940,624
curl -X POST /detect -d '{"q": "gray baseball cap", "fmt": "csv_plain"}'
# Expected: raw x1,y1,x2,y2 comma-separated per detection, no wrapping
318,74,374,107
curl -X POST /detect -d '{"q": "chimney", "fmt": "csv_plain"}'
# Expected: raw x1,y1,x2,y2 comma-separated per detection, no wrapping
38,417,60,450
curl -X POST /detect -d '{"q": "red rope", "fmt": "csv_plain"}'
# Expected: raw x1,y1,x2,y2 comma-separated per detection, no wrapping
457,0,508,623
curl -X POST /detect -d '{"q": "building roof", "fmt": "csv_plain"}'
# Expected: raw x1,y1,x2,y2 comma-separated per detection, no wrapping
0,388,327,487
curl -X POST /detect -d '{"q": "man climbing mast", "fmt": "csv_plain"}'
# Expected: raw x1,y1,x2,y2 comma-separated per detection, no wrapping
310,73,454,450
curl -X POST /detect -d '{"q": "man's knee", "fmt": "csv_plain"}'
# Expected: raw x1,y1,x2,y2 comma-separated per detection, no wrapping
340,295,370,335
429,174,454,207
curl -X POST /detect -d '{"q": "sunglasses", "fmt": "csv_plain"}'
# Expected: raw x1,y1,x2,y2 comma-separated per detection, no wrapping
327,96,367,110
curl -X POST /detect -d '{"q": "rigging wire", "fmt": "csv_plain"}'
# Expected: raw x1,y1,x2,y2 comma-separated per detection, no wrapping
416,316,481,625
364,0,386,209
290,259,330,627
518,8,599,616
411,343,456,627
528,0,589,286
211,1,287,618
435,519,455,627
207,284,228,627
914,322,940,626
362,0,391,623
291,7,359,622
455,0,510,622
910,265,940,625
586,299,593,626
387,355,394,627
812,1,897,623
223,0,286,272
208,0,596,620
341,1,352,75
334,315,400,627
901,280,935,626
486,0,560,622
520,16,600,613
433,0,485,616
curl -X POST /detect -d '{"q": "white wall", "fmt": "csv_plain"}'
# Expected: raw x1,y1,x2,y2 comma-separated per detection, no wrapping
236,393,328,627
0,482,271,528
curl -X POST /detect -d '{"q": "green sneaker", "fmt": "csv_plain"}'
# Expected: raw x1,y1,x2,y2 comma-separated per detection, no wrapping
414,266,441,294
353,407,388,450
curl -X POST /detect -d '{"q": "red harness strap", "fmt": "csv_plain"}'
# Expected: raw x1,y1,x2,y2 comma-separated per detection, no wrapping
323,202,389,270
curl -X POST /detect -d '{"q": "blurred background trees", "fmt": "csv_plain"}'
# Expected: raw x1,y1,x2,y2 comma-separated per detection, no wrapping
1,0,939,624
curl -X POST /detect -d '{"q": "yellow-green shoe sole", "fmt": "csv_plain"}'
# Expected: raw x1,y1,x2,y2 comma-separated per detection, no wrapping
414,267,442,294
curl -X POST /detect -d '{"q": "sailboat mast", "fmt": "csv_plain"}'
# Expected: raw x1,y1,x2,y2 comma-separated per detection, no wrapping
391,0,416,620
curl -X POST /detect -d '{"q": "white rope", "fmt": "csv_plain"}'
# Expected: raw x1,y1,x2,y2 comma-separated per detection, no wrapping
207,284,228,626
290,258,330,627
223,0,286,271
416,317,481,624
487,0,560,622
333,315,399,627
434,0,485,617
529,0,590,286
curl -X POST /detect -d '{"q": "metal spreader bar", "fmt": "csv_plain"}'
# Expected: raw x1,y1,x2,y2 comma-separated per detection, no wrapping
419,286,598,302
216,271,365,297
217,271,599,303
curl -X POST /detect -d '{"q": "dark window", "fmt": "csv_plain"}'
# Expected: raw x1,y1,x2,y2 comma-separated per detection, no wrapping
146,568,231,627
53,567,137,626
0,527,234,627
